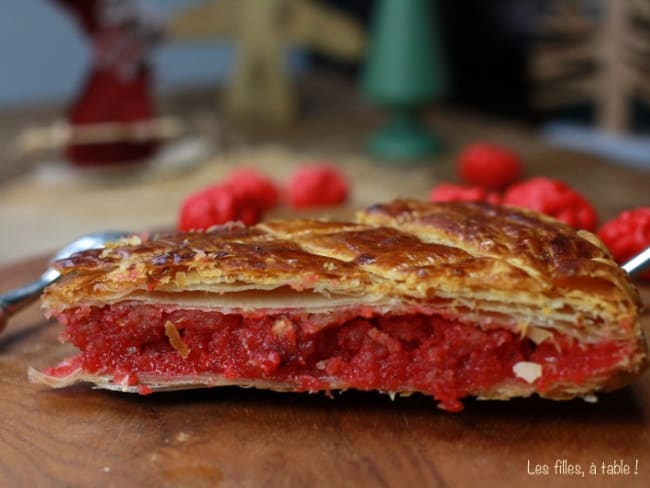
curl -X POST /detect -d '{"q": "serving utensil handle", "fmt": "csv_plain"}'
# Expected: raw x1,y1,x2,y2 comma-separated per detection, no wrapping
622,246,650,278
0,276,52,332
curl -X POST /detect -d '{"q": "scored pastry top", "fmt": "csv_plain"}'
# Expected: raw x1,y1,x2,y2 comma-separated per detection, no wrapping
42,200,642,341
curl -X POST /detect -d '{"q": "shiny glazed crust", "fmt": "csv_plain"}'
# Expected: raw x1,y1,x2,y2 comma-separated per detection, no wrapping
39,200,647,399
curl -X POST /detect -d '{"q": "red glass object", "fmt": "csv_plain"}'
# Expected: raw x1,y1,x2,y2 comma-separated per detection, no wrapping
54,0,161,166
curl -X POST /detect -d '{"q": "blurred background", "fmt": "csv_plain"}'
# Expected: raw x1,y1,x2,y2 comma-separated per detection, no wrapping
0,0,537,131
0,0,649,266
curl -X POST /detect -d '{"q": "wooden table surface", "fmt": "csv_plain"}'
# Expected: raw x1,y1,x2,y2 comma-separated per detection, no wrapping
1,97,650,486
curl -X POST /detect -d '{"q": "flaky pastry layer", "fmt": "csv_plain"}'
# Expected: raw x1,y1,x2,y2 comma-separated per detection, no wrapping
43,200,643,344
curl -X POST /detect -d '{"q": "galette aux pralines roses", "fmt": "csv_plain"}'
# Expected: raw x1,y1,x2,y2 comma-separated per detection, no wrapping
32,200,647,411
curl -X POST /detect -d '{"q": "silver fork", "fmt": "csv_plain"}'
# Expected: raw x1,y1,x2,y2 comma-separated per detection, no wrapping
622,246,650,278
0,231,130,332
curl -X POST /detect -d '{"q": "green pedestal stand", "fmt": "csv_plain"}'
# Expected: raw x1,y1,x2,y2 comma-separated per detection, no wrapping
367,109,441,161
362,0,447,163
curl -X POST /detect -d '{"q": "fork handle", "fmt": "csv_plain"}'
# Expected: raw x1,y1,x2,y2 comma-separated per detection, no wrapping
0,276,52,332
622,246,650,278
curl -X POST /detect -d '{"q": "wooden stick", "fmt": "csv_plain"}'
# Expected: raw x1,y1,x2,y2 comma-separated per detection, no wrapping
536,15,597,36
531,42,595,79
596,0,631,133
533,78,595,108
630,66,650,105
630,0,650,21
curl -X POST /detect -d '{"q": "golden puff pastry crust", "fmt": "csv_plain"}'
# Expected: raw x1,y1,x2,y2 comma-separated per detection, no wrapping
44,200,642,340
37,199,647,406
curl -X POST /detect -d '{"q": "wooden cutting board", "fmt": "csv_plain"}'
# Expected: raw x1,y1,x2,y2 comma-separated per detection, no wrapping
1,256,649,487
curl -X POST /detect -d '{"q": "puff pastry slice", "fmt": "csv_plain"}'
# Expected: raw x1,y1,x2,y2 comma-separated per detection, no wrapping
31,200,647,411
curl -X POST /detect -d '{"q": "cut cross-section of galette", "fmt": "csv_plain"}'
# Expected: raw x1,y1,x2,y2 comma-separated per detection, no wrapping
31,200,647,411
